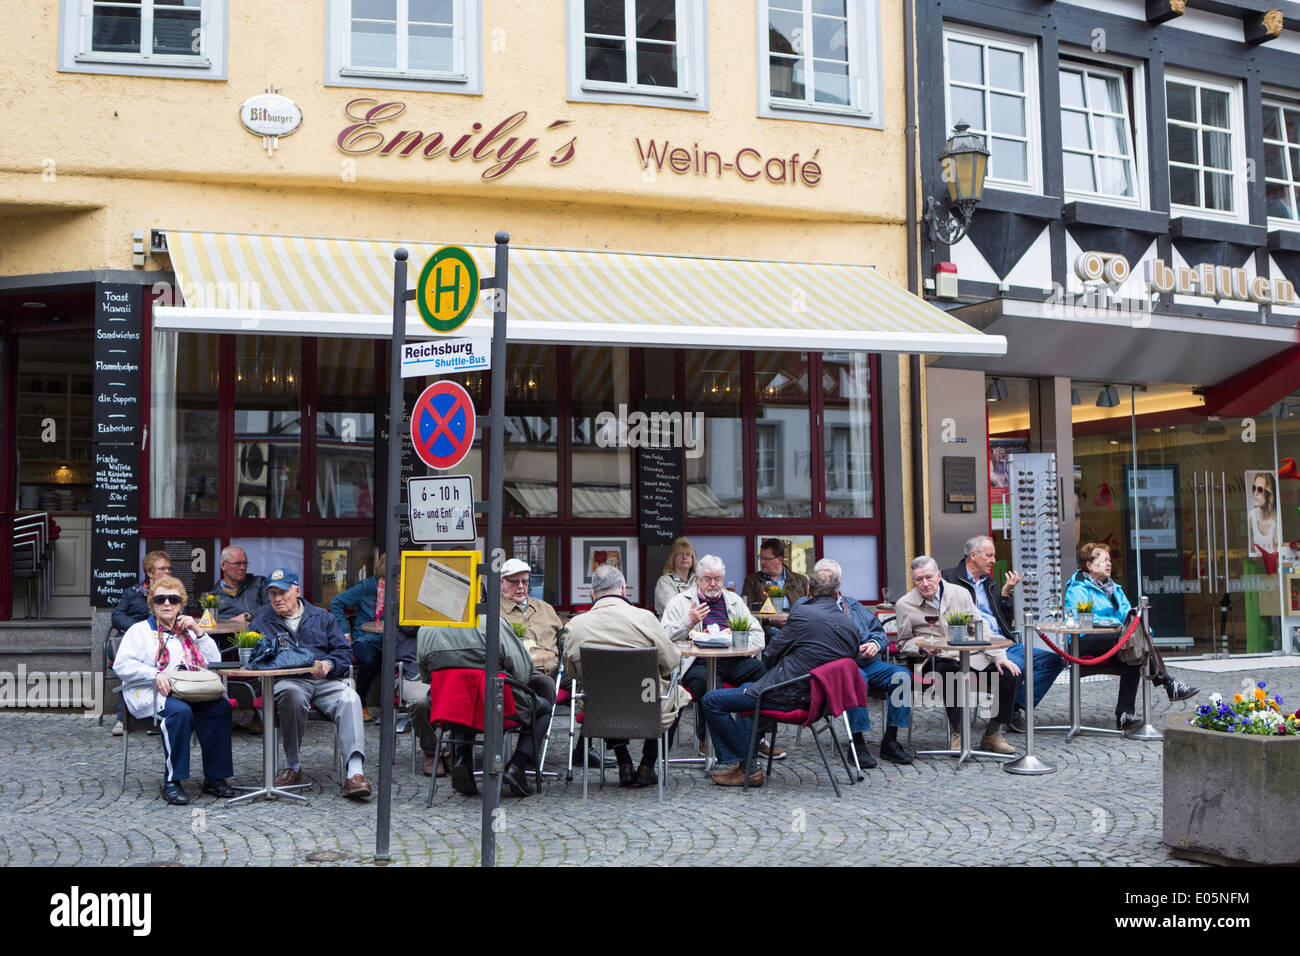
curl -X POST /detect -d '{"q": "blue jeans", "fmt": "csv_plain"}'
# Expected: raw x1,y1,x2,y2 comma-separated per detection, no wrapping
352,638,382,702
701,684,760,765
1006,642,1065,710
846,657,912,734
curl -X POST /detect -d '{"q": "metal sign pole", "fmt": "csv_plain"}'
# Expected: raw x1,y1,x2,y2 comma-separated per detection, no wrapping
480,232,509,866
376,248,411,862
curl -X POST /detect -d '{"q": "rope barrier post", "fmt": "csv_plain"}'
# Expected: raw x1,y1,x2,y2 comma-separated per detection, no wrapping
1125,596,1163,742
1004,611,1056,775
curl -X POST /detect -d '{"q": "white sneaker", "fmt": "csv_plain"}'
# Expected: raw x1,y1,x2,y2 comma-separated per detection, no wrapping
111,720,124,737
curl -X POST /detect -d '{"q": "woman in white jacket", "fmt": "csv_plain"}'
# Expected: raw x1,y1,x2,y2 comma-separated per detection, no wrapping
113,575,235,805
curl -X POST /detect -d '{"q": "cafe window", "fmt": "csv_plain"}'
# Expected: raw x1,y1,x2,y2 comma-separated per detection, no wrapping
234,336,302,520
1263,96,1300,223
326,0,482,94
150,331,220,519
1166,72,1245,219
568,0,708,109
760,0,882,127
755,351,812,517
571,347,633,519
60,0,228,78
1060,61,1140,203
943,27,1040,192
316,339,376,520
503,345,559,519
822,351,872,518
686,350,745,519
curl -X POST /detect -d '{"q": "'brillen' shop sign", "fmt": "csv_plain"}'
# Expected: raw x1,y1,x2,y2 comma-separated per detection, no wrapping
1075,251,1297,306
336,99,577,180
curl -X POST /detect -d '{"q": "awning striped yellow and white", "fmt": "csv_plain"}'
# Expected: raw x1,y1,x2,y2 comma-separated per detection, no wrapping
154,229,1005,356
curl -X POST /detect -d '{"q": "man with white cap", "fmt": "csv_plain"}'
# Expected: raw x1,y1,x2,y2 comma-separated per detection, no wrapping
499,558,563,678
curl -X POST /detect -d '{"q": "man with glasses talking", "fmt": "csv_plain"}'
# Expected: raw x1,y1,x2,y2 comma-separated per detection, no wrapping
203,545,269,623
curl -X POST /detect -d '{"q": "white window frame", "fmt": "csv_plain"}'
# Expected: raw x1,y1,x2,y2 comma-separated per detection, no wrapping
566,0,708,110
756,0,882,128
1164,69,1248,223
1059,58,1145,208
1262,90,1300,231
326,0,482,95
942,26,1042,194
58,0,227,79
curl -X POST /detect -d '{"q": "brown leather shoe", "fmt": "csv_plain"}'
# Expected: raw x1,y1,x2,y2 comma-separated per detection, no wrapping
710,763,745,787
758,742,786,761
745,766,765,787
635,764,657,787
274,767,301,787
342,774,372,799
422,753,435,777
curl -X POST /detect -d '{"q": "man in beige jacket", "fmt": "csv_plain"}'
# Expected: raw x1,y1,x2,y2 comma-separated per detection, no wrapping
564,564,692,787
500,558,562,677
895,555,1021,755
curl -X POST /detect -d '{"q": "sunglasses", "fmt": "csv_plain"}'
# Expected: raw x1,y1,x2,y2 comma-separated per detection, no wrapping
152,594,184,606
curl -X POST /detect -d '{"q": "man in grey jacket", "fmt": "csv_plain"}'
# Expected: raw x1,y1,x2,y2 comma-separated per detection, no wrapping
411,617,555,798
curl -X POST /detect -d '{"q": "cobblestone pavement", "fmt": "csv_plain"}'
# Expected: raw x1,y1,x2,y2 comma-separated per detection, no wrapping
1,662,1293,866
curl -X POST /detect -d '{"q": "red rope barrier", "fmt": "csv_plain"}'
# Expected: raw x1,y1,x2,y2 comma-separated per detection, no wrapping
1037,614,1140,666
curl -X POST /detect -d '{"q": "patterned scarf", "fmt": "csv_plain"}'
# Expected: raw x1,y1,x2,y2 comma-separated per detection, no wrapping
153,616,207,671
375,576,385,620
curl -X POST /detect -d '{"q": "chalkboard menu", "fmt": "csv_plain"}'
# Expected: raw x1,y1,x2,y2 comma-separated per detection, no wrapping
92,284,143,444
637,400,685,545
90,282,144,608
91,445,140,606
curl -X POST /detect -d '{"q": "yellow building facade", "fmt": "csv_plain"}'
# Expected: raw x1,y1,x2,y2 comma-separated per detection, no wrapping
1,1,989,621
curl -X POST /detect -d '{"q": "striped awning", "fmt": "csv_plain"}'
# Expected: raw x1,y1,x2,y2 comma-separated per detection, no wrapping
153,229,1005,355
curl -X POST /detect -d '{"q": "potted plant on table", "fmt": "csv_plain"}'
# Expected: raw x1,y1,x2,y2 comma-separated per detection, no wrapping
1074,600,1094,629
198,593,220,628
943,611,974,643
728,614,752,648
232,629,261,667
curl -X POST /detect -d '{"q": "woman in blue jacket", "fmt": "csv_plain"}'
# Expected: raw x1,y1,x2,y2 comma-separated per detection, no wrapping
330,552,385,717
1064,542,1195,729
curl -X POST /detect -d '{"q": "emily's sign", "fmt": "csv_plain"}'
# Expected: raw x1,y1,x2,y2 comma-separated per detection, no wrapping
337,99,576,180
1074,251,1296,306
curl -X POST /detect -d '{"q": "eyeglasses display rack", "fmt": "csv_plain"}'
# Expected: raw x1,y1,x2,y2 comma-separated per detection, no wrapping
1007,452,1063,625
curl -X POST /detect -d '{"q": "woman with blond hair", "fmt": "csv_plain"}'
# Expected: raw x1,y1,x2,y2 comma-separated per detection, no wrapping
654,537,698,616
113,575,234,805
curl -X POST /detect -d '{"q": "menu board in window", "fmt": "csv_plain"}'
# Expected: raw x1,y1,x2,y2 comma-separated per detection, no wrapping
637,399,685,545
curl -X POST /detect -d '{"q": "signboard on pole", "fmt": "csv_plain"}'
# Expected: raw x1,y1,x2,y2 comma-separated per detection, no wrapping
400,335,490,378
410,380,476,470
398,550,480,627
416,245,479,333
407,475,476,543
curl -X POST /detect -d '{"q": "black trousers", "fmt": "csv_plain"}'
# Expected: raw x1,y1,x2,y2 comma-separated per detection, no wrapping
681,656,767,739
1078,635,1141,716
931,657,1019,730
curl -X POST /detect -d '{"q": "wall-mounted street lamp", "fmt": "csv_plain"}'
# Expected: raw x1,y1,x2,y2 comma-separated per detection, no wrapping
924,121,990,244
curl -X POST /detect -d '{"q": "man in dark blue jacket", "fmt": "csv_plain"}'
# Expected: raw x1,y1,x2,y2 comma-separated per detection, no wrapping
795,558,914,766
250,568,371,800
702,563,858,787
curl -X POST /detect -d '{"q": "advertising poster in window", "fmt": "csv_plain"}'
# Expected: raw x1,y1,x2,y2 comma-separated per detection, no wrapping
1245,470,1281,563
570,537,639,605
1126,466,1178,550
1120,464,1185,638
989,438,1026,523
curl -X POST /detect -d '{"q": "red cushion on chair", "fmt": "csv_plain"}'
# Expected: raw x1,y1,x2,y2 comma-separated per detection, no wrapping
739,708,810,723
254,696,263,709
227,698,238,708
556,687,571,705
426,669,517,730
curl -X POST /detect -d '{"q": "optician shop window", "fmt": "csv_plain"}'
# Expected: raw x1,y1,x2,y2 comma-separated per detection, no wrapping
326,0,482,94
59,0,229,78
758,0,883,128
568,0,709,109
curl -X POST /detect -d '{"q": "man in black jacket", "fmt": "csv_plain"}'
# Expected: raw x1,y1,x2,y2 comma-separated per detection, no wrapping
701,563,859,787
942,536,1064,719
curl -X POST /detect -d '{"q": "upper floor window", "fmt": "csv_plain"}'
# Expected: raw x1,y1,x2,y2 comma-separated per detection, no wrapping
1166,73,1244,219
326,0,482,94
1263,97,1300,223
567,0,707,109
59,0,228,78
758,0,882,127
943,28,1039,192
1060,62,1139,203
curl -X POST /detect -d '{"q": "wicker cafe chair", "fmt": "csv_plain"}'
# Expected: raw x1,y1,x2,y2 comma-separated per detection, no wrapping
574,646,679,803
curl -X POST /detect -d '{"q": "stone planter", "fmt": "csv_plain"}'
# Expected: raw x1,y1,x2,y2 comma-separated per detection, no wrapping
1162,714,1300,865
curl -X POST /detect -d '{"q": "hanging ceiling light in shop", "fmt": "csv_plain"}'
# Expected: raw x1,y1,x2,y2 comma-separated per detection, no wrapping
1096,384,1120,407
985,377,1008,402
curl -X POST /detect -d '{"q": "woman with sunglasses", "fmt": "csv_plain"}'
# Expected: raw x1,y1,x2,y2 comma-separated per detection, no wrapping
1064,543,1196,729
113,576,235,805
1249,472,1279,558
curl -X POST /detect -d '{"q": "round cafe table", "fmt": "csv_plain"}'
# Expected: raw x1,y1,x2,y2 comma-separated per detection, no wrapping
672,638,763,770
223,665,316,803
912,635,1014,769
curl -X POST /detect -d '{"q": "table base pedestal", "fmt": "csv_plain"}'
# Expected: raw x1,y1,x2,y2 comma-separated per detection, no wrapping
1002,753,1056,775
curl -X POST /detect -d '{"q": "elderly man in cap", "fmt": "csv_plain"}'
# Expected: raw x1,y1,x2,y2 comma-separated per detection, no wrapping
499,559,562,677
249,568,372,799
